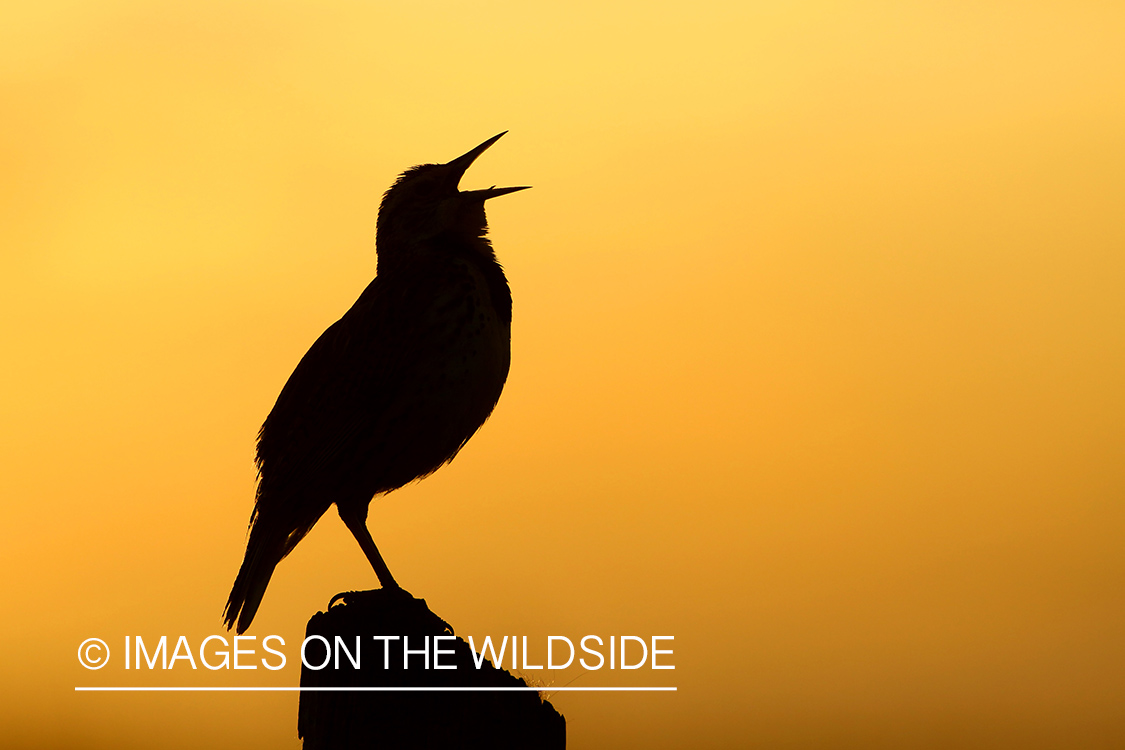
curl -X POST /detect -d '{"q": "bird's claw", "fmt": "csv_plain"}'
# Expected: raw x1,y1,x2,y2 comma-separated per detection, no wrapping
328,586,417,610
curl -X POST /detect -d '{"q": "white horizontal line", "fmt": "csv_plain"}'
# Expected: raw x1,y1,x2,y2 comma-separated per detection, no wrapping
75,686,675,692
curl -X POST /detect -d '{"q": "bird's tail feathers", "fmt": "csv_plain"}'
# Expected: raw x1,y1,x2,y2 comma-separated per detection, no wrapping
224,520,284,635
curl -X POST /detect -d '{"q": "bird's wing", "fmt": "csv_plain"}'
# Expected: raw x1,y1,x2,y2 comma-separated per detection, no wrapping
255,279,394,490
252,265,465,512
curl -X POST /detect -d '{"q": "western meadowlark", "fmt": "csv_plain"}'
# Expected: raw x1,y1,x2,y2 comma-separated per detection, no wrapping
224,133,528,633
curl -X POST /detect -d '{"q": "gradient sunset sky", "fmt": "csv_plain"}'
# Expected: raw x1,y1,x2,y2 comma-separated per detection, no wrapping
2,2,1123,748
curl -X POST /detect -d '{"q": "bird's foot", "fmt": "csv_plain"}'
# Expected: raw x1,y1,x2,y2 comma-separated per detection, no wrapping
326,587,453,635
329,586,416,609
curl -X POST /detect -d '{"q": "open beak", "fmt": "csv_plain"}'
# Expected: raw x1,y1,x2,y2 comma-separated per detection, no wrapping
447,132,531,199
461,184,532,200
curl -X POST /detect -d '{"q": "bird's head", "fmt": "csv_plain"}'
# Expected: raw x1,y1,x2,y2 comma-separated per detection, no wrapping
375,132,528,263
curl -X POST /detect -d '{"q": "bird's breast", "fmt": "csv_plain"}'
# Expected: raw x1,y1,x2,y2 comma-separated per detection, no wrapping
425,260,511,414
353,257,510,492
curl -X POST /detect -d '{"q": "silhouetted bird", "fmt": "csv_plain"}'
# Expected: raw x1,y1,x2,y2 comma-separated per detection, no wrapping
224,133,528,634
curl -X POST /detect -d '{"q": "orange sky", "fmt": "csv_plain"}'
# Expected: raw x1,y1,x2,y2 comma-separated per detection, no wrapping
2,2,1123,748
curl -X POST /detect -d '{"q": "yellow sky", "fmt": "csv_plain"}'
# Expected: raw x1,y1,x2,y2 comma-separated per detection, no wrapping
2,2,1123,748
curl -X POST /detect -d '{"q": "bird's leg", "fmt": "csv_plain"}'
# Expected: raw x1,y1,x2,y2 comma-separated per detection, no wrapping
338,505,401,591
